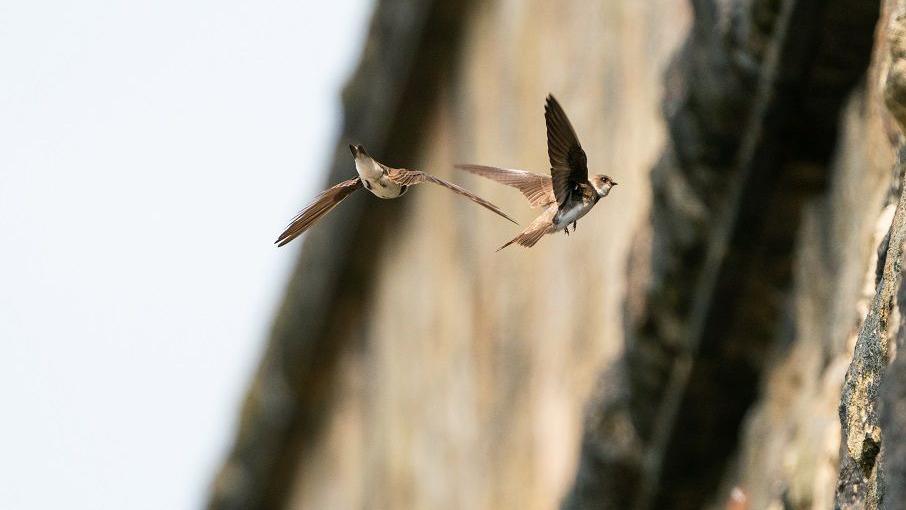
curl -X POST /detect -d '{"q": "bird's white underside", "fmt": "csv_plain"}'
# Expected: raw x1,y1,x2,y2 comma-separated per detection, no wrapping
354,154,405,199
553,200,595,228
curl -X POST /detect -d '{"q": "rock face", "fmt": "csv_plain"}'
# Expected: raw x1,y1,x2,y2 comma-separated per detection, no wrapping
209,1,906,509
728,56,894,510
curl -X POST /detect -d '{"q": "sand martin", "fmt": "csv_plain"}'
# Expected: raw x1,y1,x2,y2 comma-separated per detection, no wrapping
275,144,518,247
457,95,616,250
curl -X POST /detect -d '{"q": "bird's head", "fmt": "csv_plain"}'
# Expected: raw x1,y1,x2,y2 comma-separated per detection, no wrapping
591,175,617,197
348,143,369,159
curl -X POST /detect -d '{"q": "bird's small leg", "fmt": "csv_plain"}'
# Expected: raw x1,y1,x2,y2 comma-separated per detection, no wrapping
571,221,577,233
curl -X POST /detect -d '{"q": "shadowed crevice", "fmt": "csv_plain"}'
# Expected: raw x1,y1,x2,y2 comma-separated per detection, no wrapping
564,0,879,508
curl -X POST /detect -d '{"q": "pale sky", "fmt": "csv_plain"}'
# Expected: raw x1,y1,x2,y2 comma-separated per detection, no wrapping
0,1,373,508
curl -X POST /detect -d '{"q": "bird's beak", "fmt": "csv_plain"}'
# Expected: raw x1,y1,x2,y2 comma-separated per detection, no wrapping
612,182,619,186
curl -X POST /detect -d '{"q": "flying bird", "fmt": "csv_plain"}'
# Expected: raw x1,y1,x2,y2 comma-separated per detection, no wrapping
457,94,617,250
275,144,518,247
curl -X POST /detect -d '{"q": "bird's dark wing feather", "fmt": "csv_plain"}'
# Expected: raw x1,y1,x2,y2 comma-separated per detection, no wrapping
275,177,361,247
455,164,555,208
386,167,518,224
544,94,588,206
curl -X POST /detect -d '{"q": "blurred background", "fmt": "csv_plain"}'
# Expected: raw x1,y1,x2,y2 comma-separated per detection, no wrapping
0,0,372,508
6,0,906,509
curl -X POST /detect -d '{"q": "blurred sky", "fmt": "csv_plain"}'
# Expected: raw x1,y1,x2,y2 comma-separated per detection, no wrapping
0,1,373,508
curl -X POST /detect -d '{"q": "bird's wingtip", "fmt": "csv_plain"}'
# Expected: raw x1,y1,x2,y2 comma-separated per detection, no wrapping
496,238,516,251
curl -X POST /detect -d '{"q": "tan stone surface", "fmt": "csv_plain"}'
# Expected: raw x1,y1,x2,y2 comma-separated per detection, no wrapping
287,2,690,509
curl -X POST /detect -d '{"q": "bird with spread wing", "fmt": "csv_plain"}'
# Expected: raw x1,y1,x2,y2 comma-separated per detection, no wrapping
275,144,517,247
457,94,617,251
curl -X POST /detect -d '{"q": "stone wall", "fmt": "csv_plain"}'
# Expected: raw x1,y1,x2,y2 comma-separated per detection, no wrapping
725,2,906,507
285,2,689,509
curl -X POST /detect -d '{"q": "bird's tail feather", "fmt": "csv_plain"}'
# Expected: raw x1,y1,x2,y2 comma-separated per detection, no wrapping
497,224,550,251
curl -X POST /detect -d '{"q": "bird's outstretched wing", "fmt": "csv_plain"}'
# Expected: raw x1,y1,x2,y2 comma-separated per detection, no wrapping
275,177,362,247
544,95,588,207
386,168,518,224
497,206,557,251
455,164,555,208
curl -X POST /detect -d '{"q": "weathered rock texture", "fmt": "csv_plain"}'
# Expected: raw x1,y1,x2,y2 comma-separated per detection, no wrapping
725,2,906,509
209,0,906,509
566,0,886,508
